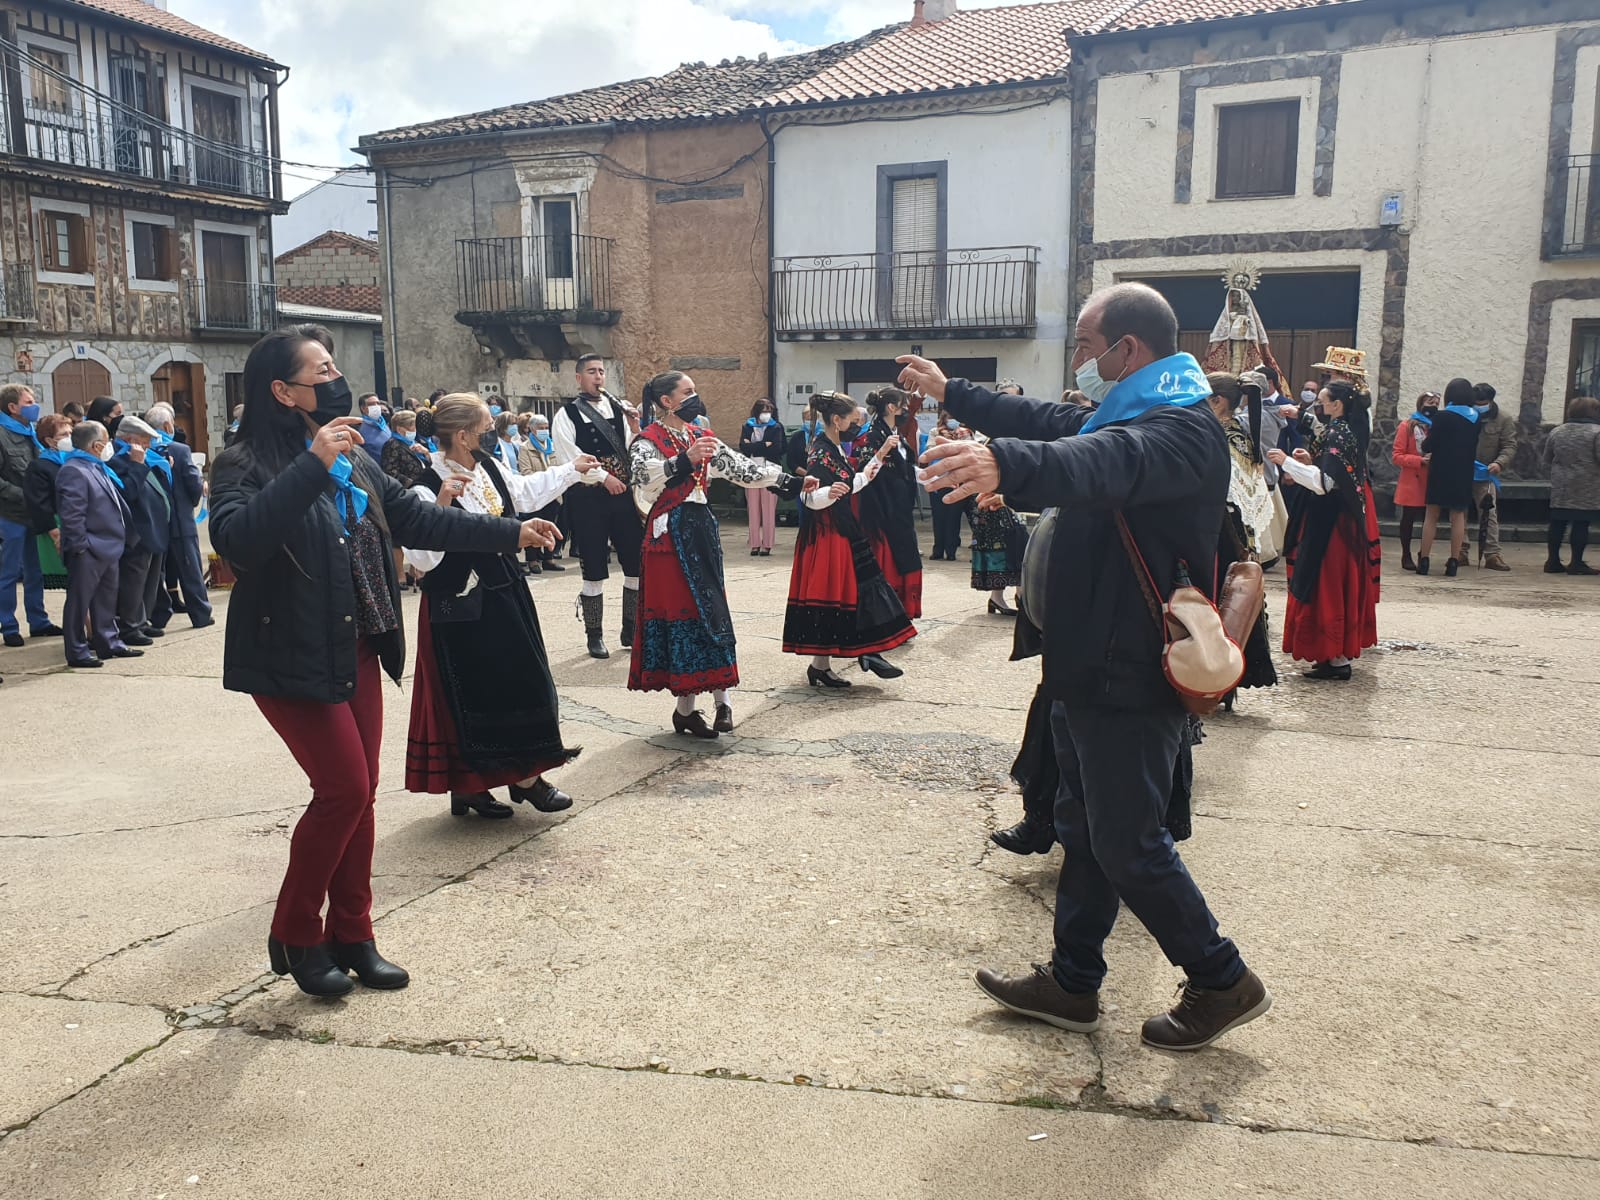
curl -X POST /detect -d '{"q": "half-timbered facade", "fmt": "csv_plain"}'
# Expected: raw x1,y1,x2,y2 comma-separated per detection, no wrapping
0,0,287,458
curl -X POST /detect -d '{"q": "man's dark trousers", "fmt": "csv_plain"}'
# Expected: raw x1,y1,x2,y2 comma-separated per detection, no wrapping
63,550,124,661
154,533,211,626
1048,701,1243,994
566,486,642,582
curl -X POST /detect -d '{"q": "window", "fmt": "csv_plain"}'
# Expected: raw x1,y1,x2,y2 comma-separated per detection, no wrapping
190,86,244,192
891,176,939,323
1215,99,1300,199
1570,321,1600,403
130,220,179,283
38,209,88,274
27,46,73,113
541,197,575,279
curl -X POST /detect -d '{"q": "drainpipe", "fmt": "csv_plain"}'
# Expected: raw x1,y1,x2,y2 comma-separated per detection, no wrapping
761,112,777,404
378,165,401,402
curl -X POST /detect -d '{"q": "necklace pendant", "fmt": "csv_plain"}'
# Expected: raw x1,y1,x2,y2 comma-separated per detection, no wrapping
691,483,706,502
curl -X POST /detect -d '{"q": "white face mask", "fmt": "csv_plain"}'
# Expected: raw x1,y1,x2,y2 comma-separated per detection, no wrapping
366,405,382,419
1074,341,1127,406
1301,389,1318,403
55,435,71,453
97,442,114,462
757,412,772,425
945,419,959,431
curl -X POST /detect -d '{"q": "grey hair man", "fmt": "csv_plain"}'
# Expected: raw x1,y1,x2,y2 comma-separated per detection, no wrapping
58,420,137,667
138,402,212,630
897,282,1271,1053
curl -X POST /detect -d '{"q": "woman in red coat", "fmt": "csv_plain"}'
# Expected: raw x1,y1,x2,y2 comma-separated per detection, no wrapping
1391,391,1439,571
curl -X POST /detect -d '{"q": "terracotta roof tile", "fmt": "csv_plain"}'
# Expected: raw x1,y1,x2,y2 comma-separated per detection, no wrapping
1074,0,1362,35
58,0,281,66
361,30,896,147
764,1,1123,107
278,284,382,315
277,230,380,260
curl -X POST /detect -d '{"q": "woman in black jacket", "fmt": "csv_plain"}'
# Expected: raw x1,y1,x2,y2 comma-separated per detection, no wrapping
210,326,552,998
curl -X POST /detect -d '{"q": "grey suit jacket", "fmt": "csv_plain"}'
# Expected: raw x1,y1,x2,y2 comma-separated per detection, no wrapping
57,458,130,559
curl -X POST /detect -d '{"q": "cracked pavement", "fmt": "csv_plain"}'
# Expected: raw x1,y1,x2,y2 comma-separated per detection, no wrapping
0,534,1595,1198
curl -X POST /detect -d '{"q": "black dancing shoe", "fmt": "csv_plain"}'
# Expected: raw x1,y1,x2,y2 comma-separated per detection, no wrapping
450,791,514,818
508,777,573,812
1302,662,1353,681
806,665,851,689
990,816,1056,856
672,709,720,739
267,938,355,998
713,703,734,733
328,938,410,990
857,653,904,679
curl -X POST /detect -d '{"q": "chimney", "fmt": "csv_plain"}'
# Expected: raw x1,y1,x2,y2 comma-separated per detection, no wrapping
911,0,926,26
925,0,958,20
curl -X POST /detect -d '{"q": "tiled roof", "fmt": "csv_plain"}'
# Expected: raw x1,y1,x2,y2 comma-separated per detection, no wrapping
764,1,1122,107
1071,0,1362,35
56,1,281,66
278,300,383,327
279,284,382,315
276,230,380,261
361,30,896,147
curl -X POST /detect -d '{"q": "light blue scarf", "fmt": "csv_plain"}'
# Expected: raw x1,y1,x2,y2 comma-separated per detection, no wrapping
67,448,123,488
1078,353,1210,435
0,411,41,450
306,441,369,532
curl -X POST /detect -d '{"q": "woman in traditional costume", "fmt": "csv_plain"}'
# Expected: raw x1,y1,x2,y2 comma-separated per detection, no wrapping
782,390,916,688
627,372,809,737
404,394,595,818
1269,380,1380,681
851,387,922,618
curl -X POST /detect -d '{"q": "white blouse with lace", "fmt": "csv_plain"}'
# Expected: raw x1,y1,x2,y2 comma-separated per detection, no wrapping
629,434,787,541
404,450,580,572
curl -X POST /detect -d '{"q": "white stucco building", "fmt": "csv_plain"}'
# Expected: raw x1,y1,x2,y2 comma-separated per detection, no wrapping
1067,0,1600,483
766,3,1077,420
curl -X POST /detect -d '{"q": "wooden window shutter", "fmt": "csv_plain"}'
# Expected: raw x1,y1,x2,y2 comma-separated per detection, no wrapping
38,211,58,271
160,225,181,281
1216,100,1299,199
68,213,90,273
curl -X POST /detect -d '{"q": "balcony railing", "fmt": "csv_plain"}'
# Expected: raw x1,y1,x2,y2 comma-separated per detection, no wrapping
456,235,617,321
186,280,279,334
774,246,1039,338
0,263,35,322
1553,154,1600,256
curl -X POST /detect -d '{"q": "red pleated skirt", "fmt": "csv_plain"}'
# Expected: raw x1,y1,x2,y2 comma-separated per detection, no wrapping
870,531,923,619
627,534,740,695
405,598,570,794
1282,489,1381,664
782,514,916,657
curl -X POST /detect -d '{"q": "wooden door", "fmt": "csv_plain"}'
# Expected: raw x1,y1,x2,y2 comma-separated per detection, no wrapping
51,359,112,415
200,231,250,327
190,86,243,192
152,361,208,456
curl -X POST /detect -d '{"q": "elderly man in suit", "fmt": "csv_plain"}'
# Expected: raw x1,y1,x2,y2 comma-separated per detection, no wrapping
143,403,213,629
107,415,172,646
57,421,141,669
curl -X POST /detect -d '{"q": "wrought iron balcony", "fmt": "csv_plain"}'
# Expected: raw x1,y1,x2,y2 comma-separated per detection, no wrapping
1551,154,1600,256
0,56,274,200
455,235,618,324
774,246,1039,340
0,263,34,322
187,280,279,334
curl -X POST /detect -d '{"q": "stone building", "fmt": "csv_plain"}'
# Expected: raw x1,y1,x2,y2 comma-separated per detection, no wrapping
274,229,384,397
1066,0,1600,487
356,36,887,430
0,0,288,459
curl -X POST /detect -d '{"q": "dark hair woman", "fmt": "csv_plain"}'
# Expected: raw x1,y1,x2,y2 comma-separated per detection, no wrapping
737,397,786,556
1415,377,1480,575
781,390,916,687
854,387,924,618
209,329,554,997
1268,379,1380,680
1542,394,1600,574
1392,391,1441,571
402,393,597,816
627,372,810,735
87,394,122,438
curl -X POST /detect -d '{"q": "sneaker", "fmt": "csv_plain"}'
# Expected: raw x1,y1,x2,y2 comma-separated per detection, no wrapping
974,964,1100,1033
1140,967,1272,1051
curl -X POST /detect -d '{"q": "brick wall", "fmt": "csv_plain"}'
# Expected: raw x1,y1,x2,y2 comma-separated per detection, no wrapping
275,243,379,290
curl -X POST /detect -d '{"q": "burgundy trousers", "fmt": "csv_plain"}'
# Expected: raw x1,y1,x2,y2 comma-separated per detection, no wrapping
254,642,383,946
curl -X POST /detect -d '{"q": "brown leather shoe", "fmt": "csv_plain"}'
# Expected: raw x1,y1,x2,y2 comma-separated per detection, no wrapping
712,703,734,733
1140,967,1271,1051
975,964,1099,1033
1483,554,1511,572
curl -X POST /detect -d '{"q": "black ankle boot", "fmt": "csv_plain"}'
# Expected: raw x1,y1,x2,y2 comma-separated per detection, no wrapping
1415,556,1430,576
1445,557,1459,577
578,593,609,659
328,939,410,990
620,587,638,648
267,938,355,997
990,814,1056,856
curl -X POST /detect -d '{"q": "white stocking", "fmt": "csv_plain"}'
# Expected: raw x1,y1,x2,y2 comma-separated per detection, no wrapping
675,694,697,715
712,688,729,706
811,655,830,671
623,576,640,591
580,579,604,597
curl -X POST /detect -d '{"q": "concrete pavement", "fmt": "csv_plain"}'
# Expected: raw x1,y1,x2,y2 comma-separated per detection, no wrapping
1,533,1595,1198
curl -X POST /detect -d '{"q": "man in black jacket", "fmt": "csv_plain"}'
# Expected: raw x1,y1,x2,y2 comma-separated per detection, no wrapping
899,283,1270,1052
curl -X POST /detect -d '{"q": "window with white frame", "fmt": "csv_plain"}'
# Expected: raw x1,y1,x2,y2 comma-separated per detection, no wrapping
125,213,180,289
1215,99,1301,200
31,197,94,285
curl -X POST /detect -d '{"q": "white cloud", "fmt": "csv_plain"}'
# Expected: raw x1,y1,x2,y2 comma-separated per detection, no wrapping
167,0,1028,197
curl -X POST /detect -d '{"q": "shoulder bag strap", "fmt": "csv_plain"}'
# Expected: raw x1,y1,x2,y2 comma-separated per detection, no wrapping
571,395,629,461
1114,511,1168,640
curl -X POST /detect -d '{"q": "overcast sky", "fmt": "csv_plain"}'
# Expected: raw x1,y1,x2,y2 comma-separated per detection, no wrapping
171,0,1023,197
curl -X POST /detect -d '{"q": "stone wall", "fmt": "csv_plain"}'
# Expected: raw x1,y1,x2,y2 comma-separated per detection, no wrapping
275,243,379,290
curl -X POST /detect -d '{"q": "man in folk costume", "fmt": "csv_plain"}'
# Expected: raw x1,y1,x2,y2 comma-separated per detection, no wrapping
550,354,644,659
627,371,813,737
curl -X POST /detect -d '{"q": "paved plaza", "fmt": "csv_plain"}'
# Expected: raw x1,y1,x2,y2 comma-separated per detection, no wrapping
0,532,1596,1199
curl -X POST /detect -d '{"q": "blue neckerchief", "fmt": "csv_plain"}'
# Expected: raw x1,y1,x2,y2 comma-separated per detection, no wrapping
67,448,123,488
39,448,68,466
1407,412,1434,426
395,432,416,446
305,440,369,532
141,440,176,482
534,433,552,455
1443,404,1480,425
363,412,389,433
1474,461,1501,488
152,430,174,448
425,437,439,452
498,439,519,474
1079,352,1210,434
0,411,42,450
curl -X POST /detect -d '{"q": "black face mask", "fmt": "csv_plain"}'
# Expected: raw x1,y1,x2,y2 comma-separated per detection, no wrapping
308,376,354,427
842,422,863,442
478,430,500,454
673,393,707,424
